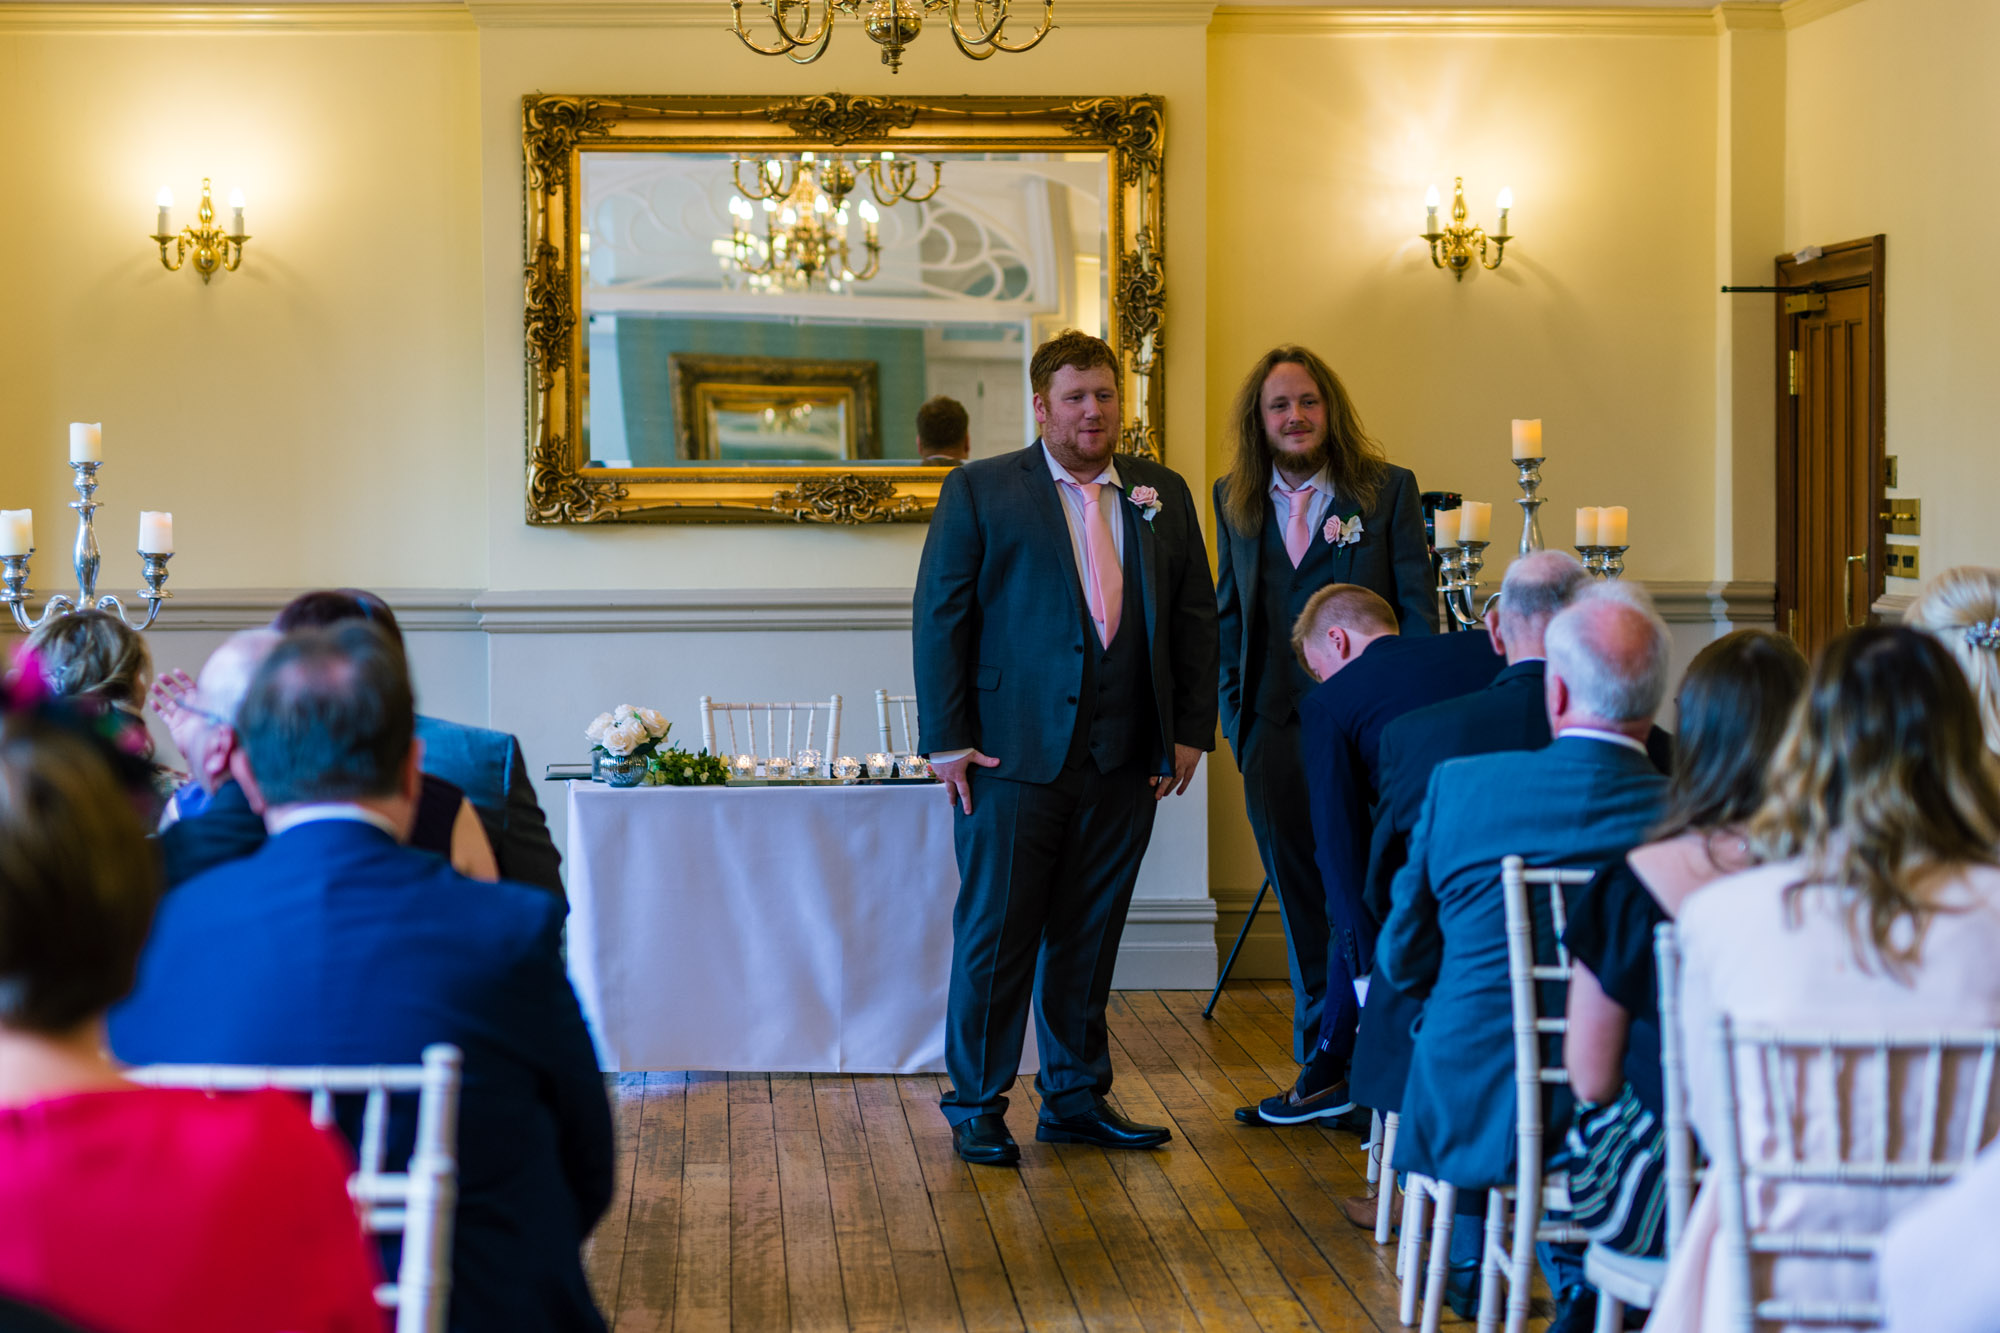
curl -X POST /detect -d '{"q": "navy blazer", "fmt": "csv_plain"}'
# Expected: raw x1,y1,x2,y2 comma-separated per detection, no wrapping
110,820,614,1333
1214,462,1437,755
1380,736,1667,1189
416,714,564,897
1299,631,1505,965
913,442,1219,783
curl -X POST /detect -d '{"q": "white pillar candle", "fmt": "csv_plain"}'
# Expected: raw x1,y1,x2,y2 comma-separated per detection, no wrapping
138,511,174,554
1433,508,1461,551
1458,501,1492,544
1424,184,1440,233
69,422,102,464
228,187,246,235
1575,507,1600,546
0,510,30,557
1510,419,1543,460
1596,506,1628,547
155,185,173,236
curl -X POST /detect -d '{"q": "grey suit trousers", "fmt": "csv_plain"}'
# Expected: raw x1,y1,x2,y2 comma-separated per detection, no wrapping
1240,715,1327,1062
939,759,1159,1126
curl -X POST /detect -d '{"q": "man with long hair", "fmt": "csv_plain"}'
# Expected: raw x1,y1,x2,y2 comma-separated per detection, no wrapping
914,329,1218,1166
1214,346,1436,1081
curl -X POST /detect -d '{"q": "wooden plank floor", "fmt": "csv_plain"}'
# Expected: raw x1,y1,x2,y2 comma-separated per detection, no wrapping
582,981,1551,1332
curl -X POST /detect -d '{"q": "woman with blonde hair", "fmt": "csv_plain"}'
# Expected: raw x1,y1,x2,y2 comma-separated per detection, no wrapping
24,609,179,818
1905,564,2000,755
1648,626,2000,1331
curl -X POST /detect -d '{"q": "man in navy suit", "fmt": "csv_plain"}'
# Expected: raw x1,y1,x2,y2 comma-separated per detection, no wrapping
914,329,1219,1166
1213,346,1436,1060
1379,591,1671,1333
111,622,613,1333
1235,586,1502,1126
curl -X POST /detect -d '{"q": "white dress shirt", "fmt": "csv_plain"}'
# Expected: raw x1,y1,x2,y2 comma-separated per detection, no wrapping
1556,727,1649,755
1269,462,1336,537
266,802,404,839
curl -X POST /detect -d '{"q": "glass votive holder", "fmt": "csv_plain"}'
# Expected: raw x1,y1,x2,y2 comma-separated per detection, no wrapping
794,749,823,779
763,755,791,779
865,752,895,778
832,755,862,780
898,753,931,779
731,754,757,780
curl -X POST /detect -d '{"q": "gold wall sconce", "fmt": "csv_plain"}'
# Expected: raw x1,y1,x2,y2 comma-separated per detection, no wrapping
152,178,250,283
1421,176,1512,281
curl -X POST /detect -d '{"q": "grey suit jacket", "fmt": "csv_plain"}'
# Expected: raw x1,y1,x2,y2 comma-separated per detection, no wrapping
1214,462,1437,756
1380,734,1667,1189
913,442,1219,784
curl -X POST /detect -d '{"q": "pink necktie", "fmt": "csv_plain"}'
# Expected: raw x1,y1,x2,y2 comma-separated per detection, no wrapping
1277,483,1314,567
1065,481,1123,648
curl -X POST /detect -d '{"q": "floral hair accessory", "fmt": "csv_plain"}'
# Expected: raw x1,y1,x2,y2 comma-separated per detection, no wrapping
1965,619,2000,651
1324,514,1364,547
1127,485,1162,522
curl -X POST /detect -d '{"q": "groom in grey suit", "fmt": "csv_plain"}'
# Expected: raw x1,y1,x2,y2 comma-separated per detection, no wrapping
914,329,1219,1165
1378,589,1670,1329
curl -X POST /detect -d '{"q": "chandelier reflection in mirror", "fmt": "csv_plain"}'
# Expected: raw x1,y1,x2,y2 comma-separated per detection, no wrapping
723,150,943,292
728,0,1055,73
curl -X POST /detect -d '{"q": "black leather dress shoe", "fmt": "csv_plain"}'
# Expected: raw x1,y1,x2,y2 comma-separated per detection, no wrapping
952,1113,1020,1166
1036,1101,1171,1149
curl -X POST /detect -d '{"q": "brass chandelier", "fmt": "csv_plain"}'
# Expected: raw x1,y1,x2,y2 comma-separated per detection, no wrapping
723,150,942,292
729,0,1055,73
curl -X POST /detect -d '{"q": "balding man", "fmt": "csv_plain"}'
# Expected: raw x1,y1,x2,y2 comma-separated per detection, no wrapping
1238,585,1505,1126
155,628,284,886
1379,589,1672,1333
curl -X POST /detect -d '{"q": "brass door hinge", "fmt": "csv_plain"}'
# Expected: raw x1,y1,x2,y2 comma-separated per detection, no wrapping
1788,349,1798,396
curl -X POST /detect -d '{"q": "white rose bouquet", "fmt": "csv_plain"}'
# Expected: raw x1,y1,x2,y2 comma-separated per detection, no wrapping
586,704,672,759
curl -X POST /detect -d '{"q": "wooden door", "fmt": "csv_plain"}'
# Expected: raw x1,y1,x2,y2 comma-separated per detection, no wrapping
1776,236,1885,657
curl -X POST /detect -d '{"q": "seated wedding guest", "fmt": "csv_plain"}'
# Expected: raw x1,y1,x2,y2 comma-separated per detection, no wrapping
1335,550,1586,1244
1649,626,2000,1332
154,625,497,886
1561,628,1807,1259
24,609,178,818
917,394,972,466
1906,564,2000,755
0,690,382,1333
1381,591,1672,1333
1881,1140,2000,1333
1237,584,1504,1126
274,588,563,895
110,622,613,1333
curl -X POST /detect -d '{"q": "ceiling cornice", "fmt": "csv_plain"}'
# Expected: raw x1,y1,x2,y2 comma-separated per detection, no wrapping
0,2,472,31
1212,6,1720,37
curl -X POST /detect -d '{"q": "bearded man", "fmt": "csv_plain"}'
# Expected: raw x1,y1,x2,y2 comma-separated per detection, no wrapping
1213,346,1437,1072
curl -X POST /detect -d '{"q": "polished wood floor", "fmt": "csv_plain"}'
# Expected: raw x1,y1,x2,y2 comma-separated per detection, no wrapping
582,981,1538,1332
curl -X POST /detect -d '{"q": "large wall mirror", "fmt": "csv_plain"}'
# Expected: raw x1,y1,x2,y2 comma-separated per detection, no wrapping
522,93,1164,524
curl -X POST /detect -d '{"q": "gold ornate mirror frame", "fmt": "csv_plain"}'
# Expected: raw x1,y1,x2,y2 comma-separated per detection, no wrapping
522,92,1165,525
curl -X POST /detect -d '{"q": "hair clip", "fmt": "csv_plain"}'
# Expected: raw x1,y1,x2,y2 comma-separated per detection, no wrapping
1965,619,2000,651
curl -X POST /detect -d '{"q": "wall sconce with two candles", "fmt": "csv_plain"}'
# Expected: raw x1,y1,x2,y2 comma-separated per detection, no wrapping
1421,176,1513,280
152,178,250,283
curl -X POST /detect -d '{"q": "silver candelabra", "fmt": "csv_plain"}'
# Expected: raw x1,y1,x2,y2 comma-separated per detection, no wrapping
1514,456,1545,556
1438,539,1493,628
1575,544,1629,581
2,462,173,632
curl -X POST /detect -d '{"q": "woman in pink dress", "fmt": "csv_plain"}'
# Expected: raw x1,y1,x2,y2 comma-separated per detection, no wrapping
1650,626,2000,1332
0,683,385,1333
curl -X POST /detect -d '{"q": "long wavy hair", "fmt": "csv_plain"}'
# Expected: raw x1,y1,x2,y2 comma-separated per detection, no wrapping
1748,626,2000,975
1905,565,2000,756
1651,628,1809,846
1222,346,1386,535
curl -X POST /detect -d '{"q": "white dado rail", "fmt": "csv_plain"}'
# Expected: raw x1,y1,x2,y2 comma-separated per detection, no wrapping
125,581,1773,990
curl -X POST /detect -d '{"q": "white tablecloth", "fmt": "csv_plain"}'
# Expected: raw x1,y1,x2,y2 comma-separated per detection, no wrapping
565,782,1037,1075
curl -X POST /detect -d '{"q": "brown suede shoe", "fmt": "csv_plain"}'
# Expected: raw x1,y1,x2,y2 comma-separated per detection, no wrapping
1337,1193,1378,1231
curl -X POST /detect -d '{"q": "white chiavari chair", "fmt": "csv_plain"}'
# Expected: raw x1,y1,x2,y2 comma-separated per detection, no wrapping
700,694,842,773
873,689,918,756
130,1043,463,1333
1707,1019,2000,1330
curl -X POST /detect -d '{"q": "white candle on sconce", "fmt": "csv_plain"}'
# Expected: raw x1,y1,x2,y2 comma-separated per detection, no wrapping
1495,186,1514,237
1596,506,1628,547
155,185,173,237
1424,183,1440,234
1458,501,1492,544
228,186,246,236
1575,507,1601,546
0,510,31,558
69,423,102,464
1510,419,1543,460
1433,508,1461,551
138,511,174,554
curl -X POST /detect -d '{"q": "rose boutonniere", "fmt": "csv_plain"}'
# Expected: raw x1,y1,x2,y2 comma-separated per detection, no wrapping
1127,485,1163,522
1324,514,1364,548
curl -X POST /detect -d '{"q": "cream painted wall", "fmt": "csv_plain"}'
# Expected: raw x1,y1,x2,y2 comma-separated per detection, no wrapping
1785,0,2000,585
473,18,1211,593
0,24,485,590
